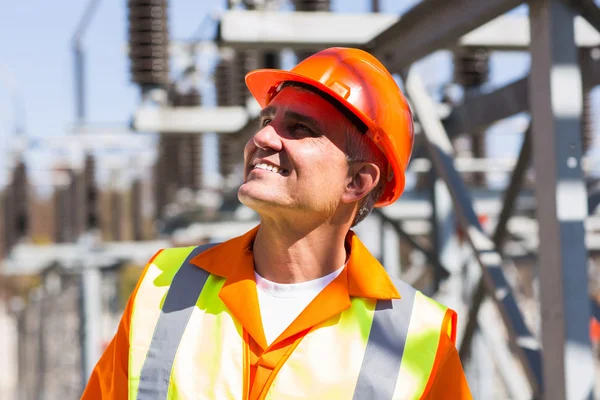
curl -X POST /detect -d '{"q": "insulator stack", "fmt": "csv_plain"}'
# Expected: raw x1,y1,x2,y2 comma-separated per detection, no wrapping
54,180,73,243
154,137,173,219
154,89,203,218
180,88,203,190
215,49,254,180
190,134,203,190
156,135,183,215
226,49,263,178
215,42,280,183
215,50,241,107
240,49,261,103
453,48,490,89
0,160,28,251
28,184,57,245
453,48,490,186
173,88,203,189
153,153,166,220
219,136,238,180
71,165,86,238
12,160,28,238
110,190,124,241
0,190,8,259
84,155,98,229
293,0,331,11
1,187,15,256
127,0,170,87
232,50,282,169
131,179,143,241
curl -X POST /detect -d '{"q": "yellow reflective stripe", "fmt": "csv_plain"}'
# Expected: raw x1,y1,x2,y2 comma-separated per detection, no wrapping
129,247,197,400
266,297,376,400
168,274,244,399
392,292,448,400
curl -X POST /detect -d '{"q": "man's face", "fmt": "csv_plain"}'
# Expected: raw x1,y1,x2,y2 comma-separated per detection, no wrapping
238,86,352,220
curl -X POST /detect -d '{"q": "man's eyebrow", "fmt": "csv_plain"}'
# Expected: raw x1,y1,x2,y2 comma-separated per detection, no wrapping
259,106,276,119
259,107,324,132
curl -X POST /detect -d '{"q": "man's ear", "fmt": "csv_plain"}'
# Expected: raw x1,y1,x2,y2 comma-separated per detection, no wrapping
341,162,380,204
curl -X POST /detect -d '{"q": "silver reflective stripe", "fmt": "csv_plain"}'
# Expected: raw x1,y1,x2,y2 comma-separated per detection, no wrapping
353,278,417,400
137,243,218,400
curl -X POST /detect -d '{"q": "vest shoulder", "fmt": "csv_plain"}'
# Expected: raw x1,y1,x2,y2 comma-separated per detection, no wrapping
388,276,453,313
153,246,198,265
388,276,456,339
151,243,221,272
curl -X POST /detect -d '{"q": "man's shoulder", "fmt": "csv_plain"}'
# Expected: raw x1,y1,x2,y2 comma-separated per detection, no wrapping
153,239,248,279
151,242,221,267
387,275,418,298
387,275,453,313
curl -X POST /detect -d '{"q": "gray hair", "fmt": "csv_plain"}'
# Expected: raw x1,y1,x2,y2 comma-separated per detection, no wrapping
343,119,387,227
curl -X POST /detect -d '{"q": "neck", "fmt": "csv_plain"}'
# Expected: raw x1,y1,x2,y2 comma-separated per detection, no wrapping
252,216,350,284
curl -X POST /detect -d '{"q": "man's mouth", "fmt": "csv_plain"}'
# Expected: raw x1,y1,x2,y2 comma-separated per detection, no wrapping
252,162,287,175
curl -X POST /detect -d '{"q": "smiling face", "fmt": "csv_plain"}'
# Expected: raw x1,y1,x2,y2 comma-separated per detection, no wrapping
238,86,359,222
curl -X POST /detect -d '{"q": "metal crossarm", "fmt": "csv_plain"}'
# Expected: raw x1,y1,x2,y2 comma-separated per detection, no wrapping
444,77,529,139
368,0,524,71
460,124,532,360
562,0,600,33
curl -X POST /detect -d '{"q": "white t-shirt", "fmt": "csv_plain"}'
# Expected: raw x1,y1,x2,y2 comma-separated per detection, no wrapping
255,266,345,345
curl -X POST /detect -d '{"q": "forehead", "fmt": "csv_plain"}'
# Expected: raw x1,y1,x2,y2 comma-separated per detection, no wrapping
267,86,348,124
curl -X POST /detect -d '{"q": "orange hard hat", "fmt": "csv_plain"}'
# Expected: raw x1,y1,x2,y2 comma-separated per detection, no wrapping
245,47,414,207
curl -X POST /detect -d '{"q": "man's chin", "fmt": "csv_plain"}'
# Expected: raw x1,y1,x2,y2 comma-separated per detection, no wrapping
237,187,280,210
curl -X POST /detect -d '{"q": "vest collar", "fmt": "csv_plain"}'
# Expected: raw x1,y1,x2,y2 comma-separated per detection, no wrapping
189,225,400,301
190,225,400,349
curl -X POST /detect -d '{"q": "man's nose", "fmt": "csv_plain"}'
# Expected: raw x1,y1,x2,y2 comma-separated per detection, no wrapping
253,124,283,152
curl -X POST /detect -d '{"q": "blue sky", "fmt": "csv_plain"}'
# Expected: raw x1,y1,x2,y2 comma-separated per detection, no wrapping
0,0,597,189
0,0,421,140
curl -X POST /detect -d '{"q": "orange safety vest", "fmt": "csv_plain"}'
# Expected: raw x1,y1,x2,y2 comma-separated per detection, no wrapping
124,227,459,400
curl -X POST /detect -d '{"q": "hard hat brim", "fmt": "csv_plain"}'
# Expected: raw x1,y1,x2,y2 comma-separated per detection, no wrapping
245,68,405,207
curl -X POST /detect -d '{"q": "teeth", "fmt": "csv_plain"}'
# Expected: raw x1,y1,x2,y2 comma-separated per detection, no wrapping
253,162,283,174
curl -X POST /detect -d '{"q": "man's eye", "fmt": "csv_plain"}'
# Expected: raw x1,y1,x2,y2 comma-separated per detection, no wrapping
291,123,313,135
260,118,272,127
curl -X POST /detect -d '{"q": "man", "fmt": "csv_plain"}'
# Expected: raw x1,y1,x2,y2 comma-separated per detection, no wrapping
82,47,471,399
